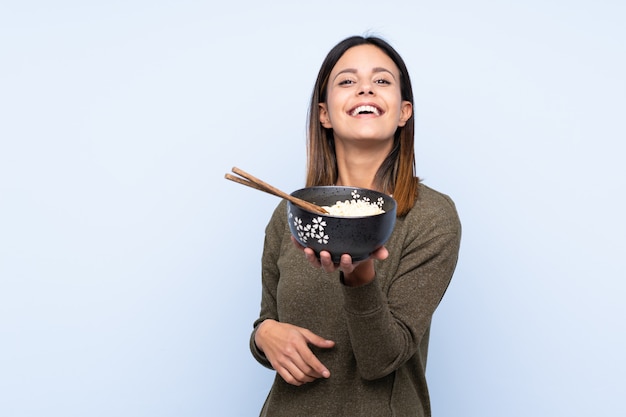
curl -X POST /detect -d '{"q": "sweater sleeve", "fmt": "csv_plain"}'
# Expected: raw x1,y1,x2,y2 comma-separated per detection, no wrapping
342,190,462,380
249,201,289,369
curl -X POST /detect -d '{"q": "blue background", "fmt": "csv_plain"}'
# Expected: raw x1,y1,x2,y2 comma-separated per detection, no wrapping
1,1,625,416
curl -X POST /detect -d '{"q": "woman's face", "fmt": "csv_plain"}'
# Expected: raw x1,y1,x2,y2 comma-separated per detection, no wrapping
319,44,412,145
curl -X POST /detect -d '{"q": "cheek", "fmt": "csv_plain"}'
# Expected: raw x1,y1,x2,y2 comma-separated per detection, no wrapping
326,100,344,120
326,88,350,110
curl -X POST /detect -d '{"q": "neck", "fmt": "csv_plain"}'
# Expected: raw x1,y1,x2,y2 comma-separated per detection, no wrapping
334,140,392,190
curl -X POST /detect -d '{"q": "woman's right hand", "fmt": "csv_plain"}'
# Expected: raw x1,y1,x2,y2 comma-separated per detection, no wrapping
254,319,335,386
291,235,387,287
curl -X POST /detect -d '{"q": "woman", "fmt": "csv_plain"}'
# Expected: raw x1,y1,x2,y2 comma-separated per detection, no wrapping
249,35,462,417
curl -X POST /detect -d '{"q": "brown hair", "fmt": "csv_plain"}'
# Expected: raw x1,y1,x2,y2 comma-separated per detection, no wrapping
305,35,419,217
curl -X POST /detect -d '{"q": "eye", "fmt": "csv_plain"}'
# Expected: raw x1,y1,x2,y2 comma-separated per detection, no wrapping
374,78,392,85
338,78,356,86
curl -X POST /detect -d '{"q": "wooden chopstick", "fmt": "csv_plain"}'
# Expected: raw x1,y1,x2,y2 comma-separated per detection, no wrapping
224,173,305,206
224,167,328,214
224,173,271,194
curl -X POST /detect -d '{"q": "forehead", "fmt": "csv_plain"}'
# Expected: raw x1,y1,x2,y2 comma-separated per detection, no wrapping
331,44,399,75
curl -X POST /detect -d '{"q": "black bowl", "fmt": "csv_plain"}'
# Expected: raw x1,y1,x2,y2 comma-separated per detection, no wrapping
287,186,397,263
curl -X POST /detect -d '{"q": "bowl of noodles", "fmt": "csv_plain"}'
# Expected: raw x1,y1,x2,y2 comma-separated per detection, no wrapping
287,186,397,262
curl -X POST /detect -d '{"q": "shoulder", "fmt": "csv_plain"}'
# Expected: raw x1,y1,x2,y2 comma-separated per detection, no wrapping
401,183,461,235
414,183,458,213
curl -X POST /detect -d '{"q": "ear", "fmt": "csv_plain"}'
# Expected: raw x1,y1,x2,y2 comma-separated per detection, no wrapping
319,103,332,128
397,101,413,127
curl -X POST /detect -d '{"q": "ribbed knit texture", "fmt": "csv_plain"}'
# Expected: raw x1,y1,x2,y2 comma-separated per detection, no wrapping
250,183,461,417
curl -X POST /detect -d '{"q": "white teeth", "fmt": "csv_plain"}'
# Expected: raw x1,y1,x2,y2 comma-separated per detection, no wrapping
351,105,380,116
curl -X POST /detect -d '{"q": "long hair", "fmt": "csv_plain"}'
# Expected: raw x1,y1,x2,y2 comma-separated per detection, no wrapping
306,35,419,217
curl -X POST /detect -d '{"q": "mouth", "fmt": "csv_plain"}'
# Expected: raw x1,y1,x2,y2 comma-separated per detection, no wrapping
349,105,383,117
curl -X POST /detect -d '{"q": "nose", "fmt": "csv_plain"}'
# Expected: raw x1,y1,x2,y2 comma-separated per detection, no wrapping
358,81,374,95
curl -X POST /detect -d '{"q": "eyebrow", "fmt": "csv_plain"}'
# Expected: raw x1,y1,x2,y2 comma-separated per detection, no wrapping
333,67,397,81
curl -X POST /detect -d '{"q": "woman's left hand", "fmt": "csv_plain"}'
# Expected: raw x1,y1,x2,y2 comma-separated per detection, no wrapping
290,236,388,286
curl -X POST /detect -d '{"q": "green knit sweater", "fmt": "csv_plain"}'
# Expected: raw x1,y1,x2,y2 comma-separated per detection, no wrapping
250,183,462,417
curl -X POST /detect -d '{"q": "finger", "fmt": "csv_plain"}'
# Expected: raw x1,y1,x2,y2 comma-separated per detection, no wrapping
301,329,336,349
297,347,331,379
339,254,354,272
370,246,389,260
276,349,326,384
275,363,316,386
304,248,322,267
318,251,337,272
300,330,334,378
274,367,314,387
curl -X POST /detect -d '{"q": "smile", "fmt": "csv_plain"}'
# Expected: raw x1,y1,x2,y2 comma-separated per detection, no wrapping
349,105,382,117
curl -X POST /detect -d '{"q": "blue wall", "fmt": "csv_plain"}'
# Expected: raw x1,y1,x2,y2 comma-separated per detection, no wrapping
1,1,624,416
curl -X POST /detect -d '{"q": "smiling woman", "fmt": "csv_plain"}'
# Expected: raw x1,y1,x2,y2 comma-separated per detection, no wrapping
247,35,462,417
